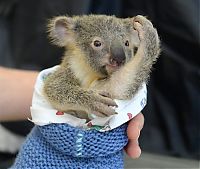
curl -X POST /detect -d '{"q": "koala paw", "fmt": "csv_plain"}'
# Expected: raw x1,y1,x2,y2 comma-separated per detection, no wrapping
133,15,160,57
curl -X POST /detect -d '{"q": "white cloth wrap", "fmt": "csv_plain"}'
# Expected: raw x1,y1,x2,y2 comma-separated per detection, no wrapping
30,66,147,132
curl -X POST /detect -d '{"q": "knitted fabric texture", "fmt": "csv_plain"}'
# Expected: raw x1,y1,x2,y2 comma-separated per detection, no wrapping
10,123,128,169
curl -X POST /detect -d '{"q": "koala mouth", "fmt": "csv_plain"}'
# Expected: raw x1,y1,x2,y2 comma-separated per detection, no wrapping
107,58,124,67
105,58,125,74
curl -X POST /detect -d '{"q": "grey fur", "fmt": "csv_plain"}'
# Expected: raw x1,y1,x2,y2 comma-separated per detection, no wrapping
44,15,160,118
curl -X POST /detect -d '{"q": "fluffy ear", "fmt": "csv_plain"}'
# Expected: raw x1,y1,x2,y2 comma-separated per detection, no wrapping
47,16,75,47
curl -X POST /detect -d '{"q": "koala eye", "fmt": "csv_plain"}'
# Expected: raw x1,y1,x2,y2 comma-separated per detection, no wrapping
125,40,129,47
93,40,102,47
91,37,104,49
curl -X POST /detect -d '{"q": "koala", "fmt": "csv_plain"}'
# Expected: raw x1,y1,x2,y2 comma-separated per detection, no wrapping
9,15,160,169
44,15,160,119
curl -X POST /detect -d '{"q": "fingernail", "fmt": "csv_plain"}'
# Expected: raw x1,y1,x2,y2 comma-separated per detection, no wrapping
137,130,140,140
138,123,144,130
136,140,140,145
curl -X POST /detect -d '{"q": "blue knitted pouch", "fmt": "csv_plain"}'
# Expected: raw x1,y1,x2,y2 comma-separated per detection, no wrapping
10,123,128,169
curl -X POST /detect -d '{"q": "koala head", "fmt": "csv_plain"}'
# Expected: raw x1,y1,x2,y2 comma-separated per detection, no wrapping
48,15,140,76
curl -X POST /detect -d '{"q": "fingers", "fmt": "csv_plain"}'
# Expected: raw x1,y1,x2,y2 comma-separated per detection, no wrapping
125,113,144,159
93,102,116,117
134,15,153,27
88,90,118,117
90,92,118,117
100,96,118,107
133,15,155,42
127,113,144,139
98,91,111,98
124,140,141,159
133,22,144,41
98,94,118,107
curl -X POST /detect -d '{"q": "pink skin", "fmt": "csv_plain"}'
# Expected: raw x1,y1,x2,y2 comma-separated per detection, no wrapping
125,113,144,158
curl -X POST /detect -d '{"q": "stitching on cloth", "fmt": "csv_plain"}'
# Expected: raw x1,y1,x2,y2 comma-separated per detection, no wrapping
75,131,84,156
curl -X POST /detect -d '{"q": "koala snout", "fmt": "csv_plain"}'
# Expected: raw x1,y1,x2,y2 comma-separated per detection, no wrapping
110,41,126,66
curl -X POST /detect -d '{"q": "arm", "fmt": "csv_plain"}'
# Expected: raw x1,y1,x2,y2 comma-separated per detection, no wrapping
0,66,38,121
43,67,117,117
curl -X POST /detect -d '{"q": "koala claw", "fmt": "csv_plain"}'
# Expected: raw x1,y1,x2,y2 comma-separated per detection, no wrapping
134,15,153,27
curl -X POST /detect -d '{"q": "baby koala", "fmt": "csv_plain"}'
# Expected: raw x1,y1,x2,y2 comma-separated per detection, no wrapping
44,15,160,119
10,15,160,169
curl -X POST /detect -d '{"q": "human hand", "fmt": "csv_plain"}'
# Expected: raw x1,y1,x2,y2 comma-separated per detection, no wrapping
124,113,144,158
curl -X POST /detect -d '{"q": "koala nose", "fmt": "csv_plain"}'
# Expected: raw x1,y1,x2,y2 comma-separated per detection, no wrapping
110,40,126,65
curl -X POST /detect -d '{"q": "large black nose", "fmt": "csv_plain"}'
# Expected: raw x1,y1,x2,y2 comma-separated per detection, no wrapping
110,40,126,65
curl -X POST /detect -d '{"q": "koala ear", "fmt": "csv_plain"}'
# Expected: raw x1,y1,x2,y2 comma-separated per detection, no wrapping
47,16,75,47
